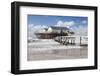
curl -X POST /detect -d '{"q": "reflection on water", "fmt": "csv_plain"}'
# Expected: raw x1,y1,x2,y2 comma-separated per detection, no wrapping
53,47,87,56
27,39,88,61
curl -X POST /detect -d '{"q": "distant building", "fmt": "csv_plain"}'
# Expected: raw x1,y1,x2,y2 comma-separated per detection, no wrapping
35,26,74,39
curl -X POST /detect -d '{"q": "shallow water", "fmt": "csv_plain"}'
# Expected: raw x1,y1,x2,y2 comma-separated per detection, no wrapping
27,39,88,61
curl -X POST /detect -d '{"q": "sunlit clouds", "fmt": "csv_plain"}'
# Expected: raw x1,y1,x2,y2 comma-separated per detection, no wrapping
28,15,88,38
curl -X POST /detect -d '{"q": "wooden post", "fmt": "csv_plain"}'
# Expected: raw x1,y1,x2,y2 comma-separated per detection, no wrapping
80,37,82,45
71,38,72,44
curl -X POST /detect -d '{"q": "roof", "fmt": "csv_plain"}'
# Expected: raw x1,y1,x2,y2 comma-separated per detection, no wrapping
50,26,69,30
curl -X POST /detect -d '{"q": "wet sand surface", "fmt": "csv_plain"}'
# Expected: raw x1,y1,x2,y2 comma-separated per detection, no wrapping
27,39,88,61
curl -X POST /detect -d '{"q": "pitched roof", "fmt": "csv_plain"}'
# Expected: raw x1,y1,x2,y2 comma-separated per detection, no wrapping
50,26,69,30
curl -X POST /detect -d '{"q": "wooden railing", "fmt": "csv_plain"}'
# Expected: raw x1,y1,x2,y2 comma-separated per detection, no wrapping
54,36,88,46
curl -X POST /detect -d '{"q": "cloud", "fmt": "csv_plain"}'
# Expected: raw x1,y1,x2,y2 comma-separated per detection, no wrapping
71,25,88,36
28,24,48,31
64,21,75,28
57,20,63,26
28,20,88,39
82,20,87,24
28,24,48,39
55,20,75,28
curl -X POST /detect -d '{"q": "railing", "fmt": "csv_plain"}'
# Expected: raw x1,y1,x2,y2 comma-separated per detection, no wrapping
54,36,88,46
